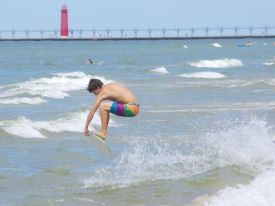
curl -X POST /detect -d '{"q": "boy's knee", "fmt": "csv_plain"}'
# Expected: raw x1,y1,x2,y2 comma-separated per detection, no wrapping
99,102,109,111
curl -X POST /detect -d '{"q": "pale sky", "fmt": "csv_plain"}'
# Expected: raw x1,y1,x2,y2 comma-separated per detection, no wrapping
0,0,274,30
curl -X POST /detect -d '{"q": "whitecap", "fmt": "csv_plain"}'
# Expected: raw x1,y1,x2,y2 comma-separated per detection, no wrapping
0,97,47,105
267,79,275,86
263,62,274,66
189,58,243,68
178,72,226,79
151,67,169,74
211,43,222,48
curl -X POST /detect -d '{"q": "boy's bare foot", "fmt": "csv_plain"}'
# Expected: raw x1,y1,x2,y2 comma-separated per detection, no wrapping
94,132,106,141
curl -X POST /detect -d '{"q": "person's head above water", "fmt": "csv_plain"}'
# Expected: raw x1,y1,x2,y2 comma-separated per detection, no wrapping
87,79,104,94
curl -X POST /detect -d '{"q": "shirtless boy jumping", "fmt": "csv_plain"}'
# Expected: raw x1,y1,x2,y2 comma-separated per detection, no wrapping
83,79,139,140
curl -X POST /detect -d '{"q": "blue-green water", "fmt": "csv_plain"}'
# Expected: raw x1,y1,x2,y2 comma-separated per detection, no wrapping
0,40,275,206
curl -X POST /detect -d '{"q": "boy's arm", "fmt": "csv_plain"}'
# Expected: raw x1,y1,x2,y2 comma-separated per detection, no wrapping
83,93,107,136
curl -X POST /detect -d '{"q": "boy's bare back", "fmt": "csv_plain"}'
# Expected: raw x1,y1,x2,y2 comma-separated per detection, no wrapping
101,83,137,103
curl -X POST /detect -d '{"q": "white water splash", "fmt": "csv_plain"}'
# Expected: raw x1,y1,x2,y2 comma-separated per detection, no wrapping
85,117,275,191
190,117,275,204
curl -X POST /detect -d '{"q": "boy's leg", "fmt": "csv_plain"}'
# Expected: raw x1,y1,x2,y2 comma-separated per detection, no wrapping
96,101,112,139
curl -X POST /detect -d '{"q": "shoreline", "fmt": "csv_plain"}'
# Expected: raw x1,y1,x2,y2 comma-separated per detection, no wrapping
1,35,275,41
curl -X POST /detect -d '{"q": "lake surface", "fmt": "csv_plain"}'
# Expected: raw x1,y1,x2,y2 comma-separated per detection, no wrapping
0,39,275,205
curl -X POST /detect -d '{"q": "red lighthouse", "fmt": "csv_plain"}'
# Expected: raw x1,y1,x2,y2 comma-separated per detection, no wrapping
60,5,68,37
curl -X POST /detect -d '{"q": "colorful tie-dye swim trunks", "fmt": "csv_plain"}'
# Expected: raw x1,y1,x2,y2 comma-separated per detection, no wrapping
109,102,139,117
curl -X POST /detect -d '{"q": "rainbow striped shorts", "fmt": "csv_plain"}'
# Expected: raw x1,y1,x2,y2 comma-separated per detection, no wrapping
109,102,139,117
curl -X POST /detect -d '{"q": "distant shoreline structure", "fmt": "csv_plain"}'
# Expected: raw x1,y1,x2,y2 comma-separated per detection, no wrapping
1,26,275,41
1,35,275,41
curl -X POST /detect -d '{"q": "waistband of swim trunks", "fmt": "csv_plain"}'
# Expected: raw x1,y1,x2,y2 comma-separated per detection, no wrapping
128,102,140,106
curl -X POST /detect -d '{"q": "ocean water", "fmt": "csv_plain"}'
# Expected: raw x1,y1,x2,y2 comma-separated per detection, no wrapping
0,39,275,206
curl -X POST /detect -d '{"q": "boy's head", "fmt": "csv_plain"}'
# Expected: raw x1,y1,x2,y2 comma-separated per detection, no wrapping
87,79,103,94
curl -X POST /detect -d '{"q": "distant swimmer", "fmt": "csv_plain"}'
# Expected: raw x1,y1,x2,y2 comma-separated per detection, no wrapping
273,42,275,46
238,42,255,47
245,42,255,46
85,58,93,64
83,79,140,141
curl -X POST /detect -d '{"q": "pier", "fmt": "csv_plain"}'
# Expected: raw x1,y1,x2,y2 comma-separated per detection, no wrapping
0,26,275,41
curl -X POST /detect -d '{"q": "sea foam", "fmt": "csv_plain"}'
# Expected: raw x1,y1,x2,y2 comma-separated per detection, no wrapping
0,110,117,138
0,72,113,104
189,58,243,68
178,72,226,79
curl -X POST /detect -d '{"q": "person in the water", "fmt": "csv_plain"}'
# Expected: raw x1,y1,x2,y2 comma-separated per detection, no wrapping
86,58,93,64
83,79,139,140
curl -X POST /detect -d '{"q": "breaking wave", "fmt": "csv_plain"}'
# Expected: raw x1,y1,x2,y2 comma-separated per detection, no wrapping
0,72,113,105
178,72,226,79
189,116,275,206
0,110,117,138
84,117,275,191
188,58,243,68
194,170,275,206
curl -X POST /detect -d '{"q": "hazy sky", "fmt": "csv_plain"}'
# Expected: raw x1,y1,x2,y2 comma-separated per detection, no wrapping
0,0,274,30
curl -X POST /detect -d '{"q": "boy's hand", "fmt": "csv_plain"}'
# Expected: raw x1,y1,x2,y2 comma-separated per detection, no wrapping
83,127,90,136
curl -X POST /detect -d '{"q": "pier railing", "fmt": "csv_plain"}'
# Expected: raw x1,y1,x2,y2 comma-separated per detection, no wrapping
0,26,275,40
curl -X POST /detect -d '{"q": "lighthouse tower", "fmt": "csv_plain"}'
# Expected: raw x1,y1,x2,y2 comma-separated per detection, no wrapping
60,5,68,37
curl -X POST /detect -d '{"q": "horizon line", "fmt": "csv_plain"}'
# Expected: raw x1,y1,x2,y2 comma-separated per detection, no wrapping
1,35,275,42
